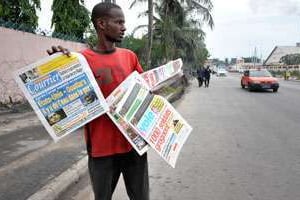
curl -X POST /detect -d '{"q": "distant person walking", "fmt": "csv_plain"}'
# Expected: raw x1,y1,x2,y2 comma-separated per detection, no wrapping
204,66,212,87
284,69,291,80
196,67,204,87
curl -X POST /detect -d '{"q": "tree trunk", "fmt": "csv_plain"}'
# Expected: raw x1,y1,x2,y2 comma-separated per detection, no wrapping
102,0,116,3
146,0,153,70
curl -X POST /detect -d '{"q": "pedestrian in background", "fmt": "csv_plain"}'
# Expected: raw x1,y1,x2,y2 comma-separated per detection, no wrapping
47,2,149,200
204,66,212,87
196,67,204,87
284,69,291,80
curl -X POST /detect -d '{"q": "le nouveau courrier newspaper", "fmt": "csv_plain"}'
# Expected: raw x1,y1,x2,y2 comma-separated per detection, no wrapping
14,53,108,141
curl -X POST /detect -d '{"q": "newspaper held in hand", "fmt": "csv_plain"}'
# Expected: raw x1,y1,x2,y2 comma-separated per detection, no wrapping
105,58,184,156
141,58,183,90
115,75,192,168
106,71,150,155
14,52,108,142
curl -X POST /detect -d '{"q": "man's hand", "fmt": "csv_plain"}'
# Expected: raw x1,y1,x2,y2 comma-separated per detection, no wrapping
46,45,71,56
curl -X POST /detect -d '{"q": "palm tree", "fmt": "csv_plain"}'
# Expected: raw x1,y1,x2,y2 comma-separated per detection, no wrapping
102,0,116,3
130,0,213,68
147,0,154,70
130,0,154,70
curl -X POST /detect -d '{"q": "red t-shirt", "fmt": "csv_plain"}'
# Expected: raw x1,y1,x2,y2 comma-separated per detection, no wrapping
81,48,143,157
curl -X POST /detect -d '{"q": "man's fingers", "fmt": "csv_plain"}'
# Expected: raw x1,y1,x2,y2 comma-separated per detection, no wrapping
64,48,71,56
46,46,59,55
46,49,52,55
58,45,71,56
52,46,59,53
46,46,71,56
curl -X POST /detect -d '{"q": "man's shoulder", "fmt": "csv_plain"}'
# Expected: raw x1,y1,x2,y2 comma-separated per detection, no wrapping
80,48,93,56
117,47,136,55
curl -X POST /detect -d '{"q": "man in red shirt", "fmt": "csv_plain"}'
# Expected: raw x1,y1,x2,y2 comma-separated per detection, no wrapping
48,2,149,200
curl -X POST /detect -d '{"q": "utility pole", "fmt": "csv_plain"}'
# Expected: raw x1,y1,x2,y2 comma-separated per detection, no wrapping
253,46,257,68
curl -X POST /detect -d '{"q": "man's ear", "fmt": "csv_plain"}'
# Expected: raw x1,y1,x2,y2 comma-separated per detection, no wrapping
96,18,106,30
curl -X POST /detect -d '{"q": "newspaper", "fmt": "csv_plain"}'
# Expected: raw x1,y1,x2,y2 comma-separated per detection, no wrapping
141,58,183,90
116,78,192,168
105,58,184,156
106,71,150,155
14,52,108,142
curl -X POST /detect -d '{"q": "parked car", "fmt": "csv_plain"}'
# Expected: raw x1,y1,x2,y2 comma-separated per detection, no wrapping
241,69,279,92
216,68,228,76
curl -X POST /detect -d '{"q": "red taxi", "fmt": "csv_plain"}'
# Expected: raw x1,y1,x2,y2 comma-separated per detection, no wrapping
241,69,279,92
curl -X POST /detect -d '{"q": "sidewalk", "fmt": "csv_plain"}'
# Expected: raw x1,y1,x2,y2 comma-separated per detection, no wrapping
0,110,87,200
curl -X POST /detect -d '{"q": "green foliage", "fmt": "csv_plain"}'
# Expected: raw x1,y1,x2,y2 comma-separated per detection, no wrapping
84,25,98,47
51,0,90,40
130,0,213,70
270,70,300,80
0,0,40,32
280,54,300,65
121,36,146,55
291,70,300,79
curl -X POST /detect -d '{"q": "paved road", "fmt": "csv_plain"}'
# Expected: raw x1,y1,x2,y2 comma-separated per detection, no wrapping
58,73,300,200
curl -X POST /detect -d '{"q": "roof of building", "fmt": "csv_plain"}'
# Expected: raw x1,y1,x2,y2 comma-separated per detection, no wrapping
264,46,300,66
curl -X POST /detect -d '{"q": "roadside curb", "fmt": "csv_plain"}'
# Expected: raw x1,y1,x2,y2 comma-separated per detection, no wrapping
27,156,88,200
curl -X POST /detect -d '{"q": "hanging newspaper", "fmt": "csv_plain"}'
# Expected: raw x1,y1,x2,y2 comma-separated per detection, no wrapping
115,77,192,168
141,58,183,90
14,52,108,142
106,71,150,155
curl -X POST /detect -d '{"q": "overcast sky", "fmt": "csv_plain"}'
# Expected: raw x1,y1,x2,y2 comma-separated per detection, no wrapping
38,0,300,60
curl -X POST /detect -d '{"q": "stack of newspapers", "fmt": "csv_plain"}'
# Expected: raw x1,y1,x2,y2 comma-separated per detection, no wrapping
14,53,192,168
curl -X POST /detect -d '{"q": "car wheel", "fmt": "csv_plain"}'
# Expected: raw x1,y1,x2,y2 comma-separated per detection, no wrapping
273,88,278,92
248,85,253,92
241,81,245,88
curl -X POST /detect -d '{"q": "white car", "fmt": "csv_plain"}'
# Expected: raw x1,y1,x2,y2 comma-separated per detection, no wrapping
216,68,228,76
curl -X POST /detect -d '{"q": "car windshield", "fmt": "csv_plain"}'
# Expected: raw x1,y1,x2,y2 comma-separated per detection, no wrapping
249,70,272,77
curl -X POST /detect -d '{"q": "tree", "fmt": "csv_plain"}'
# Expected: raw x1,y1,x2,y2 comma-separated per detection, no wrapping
280,54,300,65
130,0,154,70
51,0,90,40
130,0,214,69
0,0,41,32
146,0,154,70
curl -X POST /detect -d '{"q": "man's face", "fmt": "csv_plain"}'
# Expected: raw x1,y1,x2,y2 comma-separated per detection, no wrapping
49,113,61,125
103,8,126,43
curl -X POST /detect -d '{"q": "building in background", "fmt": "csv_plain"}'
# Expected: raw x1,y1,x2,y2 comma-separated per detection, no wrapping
263,43,300,71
